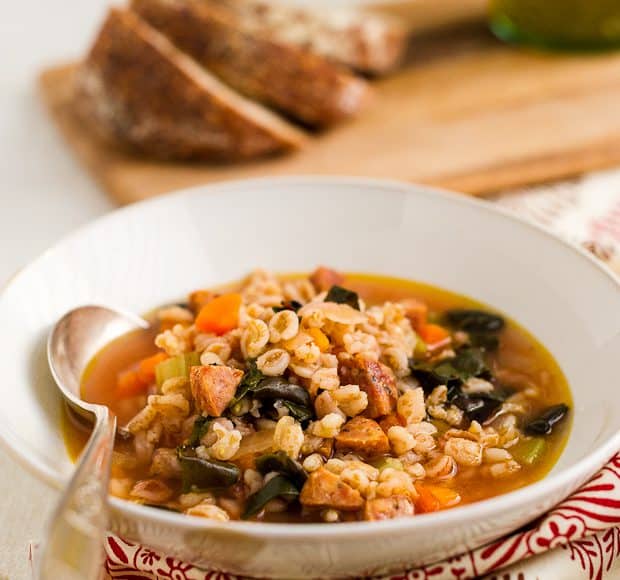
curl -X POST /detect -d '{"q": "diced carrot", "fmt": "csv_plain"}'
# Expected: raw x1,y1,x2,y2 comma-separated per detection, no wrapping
137,352,168,383
117,352,167,398
308,327,330,351
414,483,442,513
117,369,148,399
418,323,451,349
195,293,242,335
415,483,461,513
425,485,461,508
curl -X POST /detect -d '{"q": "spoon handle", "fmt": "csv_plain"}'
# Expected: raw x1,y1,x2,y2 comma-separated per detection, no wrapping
36,404,116,580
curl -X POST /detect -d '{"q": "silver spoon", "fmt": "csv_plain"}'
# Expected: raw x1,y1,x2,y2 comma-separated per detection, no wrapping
37,305,149,580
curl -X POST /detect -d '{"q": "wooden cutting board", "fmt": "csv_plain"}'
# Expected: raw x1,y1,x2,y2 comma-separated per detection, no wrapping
39,0,620,205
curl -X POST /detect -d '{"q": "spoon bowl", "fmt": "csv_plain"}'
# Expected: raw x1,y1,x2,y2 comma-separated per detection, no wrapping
37,305,148,579
47,305,149,422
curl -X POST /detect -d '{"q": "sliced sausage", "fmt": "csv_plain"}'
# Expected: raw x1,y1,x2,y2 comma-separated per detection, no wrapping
338,354,397,418
335,416,390,457
378,413,406,434
299,467,363,510
309,266,345,292
190,365,243,417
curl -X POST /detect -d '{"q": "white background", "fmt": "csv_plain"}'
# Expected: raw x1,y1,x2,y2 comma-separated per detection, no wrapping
1,1,620,578
1,2,110,577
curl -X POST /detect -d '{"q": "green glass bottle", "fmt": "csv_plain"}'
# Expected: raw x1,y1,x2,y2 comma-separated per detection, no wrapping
489,0,620,50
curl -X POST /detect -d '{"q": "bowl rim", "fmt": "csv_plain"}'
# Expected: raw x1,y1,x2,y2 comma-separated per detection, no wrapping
2,175,620,538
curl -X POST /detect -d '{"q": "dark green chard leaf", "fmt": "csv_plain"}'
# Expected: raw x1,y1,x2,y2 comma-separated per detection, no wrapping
242,475,300,519
446,382,511,405
187,416,211,447
230,362,313,418
273,300,302,313
444,309,505,351
451,393,503,423
252,377,312,407
281,400,314,423
325,285,360,310
229,359,265,407
264,399,314,424
410,348,490,393
433,348,489,382
177,447,239,492
445,382,462,403
256,451,307,487
444,309,505,333
408,359,444,392
524,404,569,436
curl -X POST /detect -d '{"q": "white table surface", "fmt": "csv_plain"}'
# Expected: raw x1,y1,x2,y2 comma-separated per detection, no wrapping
1,2,620,579
1,2,111,578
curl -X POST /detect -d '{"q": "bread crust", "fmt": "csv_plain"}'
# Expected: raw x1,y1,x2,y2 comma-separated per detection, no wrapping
132,0,371,127
211,0,408,75
75,8,307,160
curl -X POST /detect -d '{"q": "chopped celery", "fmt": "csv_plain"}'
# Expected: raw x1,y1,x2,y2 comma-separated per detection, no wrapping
413,338,427,358
155,352,201,387
512,437,546,466
373,457,404,471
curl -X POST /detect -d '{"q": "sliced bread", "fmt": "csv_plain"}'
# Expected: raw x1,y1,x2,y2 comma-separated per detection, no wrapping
131,0,370,127
74,8,307,160
210,0,408,75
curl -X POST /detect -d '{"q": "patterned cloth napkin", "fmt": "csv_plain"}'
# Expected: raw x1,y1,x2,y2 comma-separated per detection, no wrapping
59,173,620,579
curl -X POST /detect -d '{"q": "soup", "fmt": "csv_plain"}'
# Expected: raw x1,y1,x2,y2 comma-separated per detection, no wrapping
64,268,571,523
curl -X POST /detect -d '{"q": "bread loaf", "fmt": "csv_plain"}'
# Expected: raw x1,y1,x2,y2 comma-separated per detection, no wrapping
75,8,307,161
132,0,371,127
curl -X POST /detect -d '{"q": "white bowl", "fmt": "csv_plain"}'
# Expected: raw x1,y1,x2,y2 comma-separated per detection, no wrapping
1,177,619,578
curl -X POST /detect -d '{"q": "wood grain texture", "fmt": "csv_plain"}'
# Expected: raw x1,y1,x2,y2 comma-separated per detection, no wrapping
38,0,620,204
